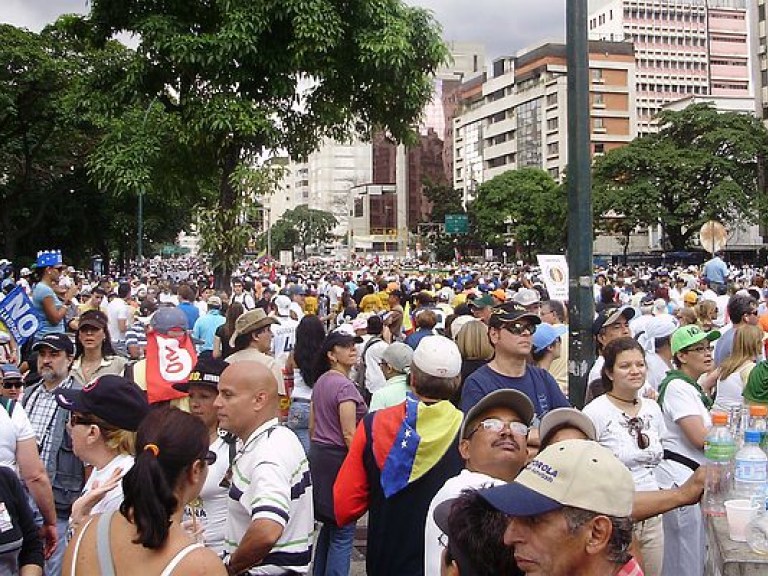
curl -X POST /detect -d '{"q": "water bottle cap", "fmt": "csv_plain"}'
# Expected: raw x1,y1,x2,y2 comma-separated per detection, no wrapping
711,412,728,425
745,430,762,443
750,405,768,417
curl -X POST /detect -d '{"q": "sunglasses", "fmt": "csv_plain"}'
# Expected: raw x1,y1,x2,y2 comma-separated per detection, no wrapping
501,322,537,336
467,418,529,439
202,450,217,466
2,380,23,389
69,413,97,427
626,416,650,450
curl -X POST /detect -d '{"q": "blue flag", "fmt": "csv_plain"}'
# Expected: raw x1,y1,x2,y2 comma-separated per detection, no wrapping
0,286,40,345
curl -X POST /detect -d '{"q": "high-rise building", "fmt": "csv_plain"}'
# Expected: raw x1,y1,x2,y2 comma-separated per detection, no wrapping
588,0,751,133
754,0,768,120
452,41,636,205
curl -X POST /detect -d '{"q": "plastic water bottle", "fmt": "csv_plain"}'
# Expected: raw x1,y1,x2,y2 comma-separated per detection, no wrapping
749,405,768,449
703,411,736,516
733,430,768,507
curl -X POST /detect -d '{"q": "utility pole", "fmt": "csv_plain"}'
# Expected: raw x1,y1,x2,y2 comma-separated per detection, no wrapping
566,0,595,408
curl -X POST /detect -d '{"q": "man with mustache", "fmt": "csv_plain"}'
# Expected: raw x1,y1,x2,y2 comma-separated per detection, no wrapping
424,389,533,576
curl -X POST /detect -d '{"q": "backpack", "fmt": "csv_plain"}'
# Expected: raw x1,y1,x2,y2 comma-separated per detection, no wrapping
354,336,383,397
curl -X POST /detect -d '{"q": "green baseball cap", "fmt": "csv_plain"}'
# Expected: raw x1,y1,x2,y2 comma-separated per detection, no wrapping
671,325,720,355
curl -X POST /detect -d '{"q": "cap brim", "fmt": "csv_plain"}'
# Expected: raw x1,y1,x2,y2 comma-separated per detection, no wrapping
479,482,563,517
31,340,69,353
55,388,86,412
538,408,597,443
461,389,535,438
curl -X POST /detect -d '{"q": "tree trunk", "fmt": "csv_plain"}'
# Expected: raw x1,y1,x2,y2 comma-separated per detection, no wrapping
214,144,241,291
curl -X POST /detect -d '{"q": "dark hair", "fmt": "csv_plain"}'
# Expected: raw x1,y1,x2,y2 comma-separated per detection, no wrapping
92,287,107,296
314,332,357,378
542,300,566,323
177,283,196,302
444,490,518,575
561,506,633,565
410,364,458,401
728,294,757,325
120,407,208,549
74,323,116,360
294,316,326,387
222,302,244,340
367,315,383,335
415,309,437,330
117,283,131,298
600,337,645,392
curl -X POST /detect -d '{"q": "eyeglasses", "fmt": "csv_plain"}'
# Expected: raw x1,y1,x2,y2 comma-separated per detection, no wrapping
685,344,712,354
501,322,537,336
467,418,529,439
2,380,23,389
438,532,449,547
202,450,217,466
626,417,650,450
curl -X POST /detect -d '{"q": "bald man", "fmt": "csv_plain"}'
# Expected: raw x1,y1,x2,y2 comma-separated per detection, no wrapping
215,362,313,576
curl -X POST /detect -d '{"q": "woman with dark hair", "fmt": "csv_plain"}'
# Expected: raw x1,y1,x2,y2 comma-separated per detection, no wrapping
583,337,665,575
309,331,367,576
30,251,79,340
63,407,226,575
213,302,243,359
285,315,326,453
70,310,128,387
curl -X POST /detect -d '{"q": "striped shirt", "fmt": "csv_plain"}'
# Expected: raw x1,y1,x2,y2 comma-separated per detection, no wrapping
24,377,73,466
616,558,645,576
224,419,313,575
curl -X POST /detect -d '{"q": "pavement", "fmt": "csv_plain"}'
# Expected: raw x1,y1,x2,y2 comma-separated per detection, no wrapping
350,518,368,575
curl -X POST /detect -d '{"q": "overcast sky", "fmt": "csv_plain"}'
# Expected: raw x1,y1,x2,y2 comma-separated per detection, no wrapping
3,0,565,61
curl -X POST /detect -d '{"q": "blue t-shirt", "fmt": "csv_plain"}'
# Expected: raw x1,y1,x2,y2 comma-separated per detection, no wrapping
32,282,64,337
460,364,570,418
177,302,199,330
703,256,728,284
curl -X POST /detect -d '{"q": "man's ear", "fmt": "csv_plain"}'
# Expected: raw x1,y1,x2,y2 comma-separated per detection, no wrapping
584,515,613,556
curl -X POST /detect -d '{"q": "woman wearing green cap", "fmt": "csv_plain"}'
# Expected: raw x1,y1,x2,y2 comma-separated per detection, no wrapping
655,324,720,576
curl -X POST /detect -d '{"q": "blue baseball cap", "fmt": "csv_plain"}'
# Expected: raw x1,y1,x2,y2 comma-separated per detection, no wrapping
532,323,568,354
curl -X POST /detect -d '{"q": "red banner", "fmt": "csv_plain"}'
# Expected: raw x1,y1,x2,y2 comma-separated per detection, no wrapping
145,333,197,404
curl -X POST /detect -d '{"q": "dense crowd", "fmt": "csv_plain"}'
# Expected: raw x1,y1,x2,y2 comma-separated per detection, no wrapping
0,248,766,575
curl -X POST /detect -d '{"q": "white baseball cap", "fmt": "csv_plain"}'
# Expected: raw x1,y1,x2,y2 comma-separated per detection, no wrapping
412,335,462,378
479,439,634,518
274,295,291,316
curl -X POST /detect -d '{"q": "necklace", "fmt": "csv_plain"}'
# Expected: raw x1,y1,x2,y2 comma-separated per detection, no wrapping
606,393,638,406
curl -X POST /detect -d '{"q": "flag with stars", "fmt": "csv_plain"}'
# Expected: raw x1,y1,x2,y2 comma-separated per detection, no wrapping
379,392,463,498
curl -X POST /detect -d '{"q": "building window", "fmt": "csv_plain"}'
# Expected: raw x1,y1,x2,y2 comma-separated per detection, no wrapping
354,197,364,218
593,93,605,107
546,93,558,106
591,69,604,83
546,117,558,132
594,143,605,155
593,118,605,131
547,142,559,156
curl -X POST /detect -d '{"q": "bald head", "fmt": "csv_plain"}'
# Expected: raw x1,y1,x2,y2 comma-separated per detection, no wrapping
215,361,279,439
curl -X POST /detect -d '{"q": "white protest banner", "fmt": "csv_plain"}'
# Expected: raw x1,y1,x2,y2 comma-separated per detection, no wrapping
537,255,569,302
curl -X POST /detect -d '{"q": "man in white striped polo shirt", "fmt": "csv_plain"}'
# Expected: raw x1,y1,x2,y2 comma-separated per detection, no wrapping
216,361,313,575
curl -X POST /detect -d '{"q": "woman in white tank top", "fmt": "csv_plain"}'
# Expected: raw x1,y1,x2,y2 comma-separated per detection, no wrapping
63,407,226,576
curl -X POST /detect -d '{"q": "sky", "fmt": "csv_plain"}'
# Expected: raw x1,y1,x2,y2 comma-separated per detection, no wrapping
3,0,566,61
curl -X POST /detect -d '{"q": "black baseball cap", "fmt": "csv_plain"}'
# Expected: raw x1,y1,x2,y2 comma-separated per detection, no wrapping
173,357,229,392
56,374,149,431
32,333,74,355
488,302,542,328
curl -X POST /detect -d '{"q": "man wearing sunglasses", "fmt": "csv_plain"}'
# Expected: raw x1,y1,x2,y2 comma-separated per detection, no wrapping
460,302,569,419
1,363,24,404
424,389,534,576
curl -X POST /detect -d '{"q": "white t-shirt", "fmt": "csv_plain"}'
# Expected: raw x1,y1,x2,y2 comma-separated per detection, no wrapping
645,353,671,392
588,356,604,387
81,453,134,517
289,301,305,321
656,377,712,487
106,297,131,341
0,402,35,468
364,339,389,394
191,435,230,555
715,361,754,408
424,469,503,576
271,316,299,361
583,395,665,492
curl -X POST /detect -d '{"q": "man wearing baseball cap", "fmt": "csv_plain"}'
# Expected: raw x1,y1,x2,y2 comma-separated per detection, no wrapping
479,440,641,576
334,335,465,576
22,333,81,574
460,302,569,418
191,295,226,358
424,389,534,576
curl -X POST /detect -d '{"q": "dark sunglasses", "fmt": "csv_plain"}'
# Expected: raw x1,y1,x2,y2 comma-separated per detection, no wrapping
69,413,97,427
2,380,23,389
626,417,649,450
202,450,217,466
501,322,537,336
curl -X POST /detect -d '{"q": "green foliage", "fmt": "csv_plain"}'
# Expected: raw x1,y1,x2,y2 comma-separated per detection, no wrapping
592,103,768,251
268,205,339,258
82,0,448,281
422,179,464,225
469,168,567,254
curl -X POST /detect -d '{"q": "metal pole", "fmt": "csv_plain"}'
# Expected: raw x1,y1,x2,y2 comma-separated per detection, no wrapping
138,190,143,264
566,0,595,408
266,208,272,258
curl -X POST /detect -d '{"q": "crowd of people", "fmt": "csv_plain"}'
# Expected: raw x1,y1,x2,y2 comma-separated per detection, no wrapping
1,247,767,575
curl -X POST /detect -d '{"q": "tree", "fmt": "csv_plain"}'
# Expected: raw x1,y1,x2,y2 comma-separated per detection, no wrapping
270,205,338,258
422,179,464,225
82,0,448,285
469,168,567,257
592,103,768,251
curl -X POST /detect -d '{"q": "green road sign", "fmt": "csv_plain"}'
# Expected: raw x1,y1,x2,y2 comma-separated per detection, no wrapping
444,214,468,235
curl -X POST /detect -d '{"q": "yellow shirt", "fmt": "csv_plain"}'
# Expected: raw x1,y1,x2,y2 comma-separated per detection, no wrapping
304,296,318,315
360,293,382,313
377,291,390,311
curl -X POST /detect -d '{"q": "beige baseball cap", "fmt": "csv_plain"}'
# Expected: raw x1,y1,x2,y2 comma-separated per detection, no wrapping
479,439,634,517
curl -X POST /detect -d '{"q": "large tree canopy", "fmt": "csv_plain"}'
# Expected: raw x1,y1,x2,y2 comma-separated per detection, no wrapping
592,103,768,251
82,0,448,285
470,168,567,255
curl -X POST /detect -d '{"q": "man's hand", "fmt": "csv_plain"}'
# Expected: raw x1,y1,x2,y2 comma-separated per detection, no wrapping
40,523,58,559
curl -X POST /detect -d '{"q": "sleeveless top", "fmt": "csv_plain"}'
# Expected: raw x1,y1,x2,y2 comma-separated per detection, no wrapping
70,510,203,576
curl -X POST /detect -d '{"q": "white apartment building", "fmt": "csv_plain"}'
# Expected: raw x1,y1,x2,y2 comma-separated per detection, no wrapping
589,0,751,133
453,41,636,205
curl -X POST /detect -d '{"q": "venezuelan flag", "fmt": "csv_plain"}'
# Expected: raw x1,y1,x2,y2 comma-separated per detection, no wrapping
378,393,462,498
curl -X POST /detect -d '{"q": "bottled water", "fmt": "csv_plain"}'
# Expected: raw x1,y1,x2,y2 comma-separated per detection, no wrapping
703,412,736,516
733,430,768,507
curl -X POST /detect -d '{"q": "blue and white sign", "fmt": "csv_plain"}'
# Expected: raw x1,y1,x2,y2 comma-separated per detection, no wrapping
0,286,40,344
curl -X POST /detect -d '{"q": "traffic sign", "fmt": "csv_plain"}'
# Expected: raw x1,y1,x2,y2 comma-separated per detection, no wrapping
444,214,468,235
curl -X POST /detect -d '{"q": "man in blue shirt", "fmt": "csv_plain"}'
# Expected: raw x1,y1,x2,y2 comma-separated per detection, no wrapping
460,302,569,419
192,295,226,357
702,251,728,293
